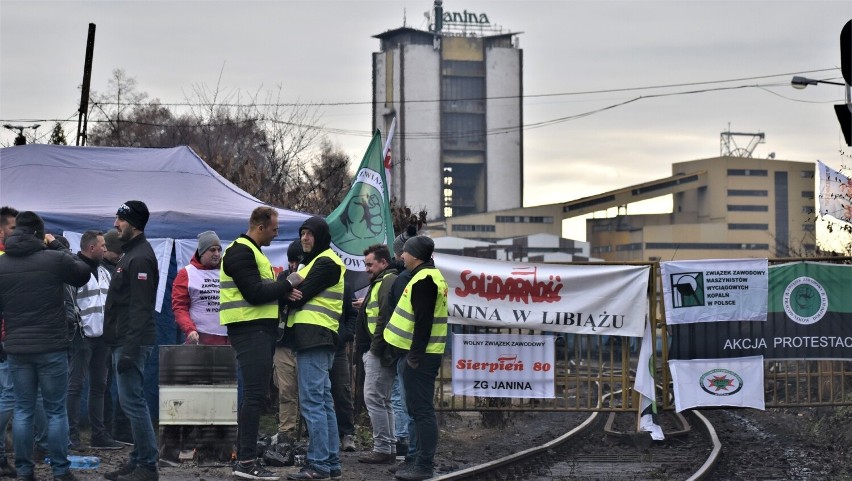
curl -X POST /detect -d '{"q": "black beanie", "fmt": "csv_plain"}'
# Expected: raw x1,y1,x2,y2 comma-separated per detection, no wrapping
116,200,150,231
15,211,45,240
403,235,434,262
54,235,70,249
287,240,304,263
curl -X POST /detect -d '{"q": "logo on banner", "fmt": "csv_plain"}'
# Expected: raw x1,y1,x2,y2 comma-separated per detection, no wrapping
670,272,705,308
700,368,744,396
329,167,392,268
783,276,828,326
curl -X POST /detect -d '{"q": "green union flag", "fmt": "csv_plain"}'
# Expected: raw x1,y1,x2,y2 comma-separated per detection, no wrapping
327,130,394,281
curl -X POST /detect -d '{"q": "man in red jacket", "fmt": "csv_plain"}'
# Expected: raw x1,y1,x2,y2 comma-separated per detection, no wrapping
172,231,226,345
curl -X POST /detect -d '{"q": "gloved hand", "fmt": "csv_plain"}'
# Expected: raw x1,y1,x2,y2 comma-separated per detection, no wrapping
117,345,139,374
406,352,420,370
286,272,304,287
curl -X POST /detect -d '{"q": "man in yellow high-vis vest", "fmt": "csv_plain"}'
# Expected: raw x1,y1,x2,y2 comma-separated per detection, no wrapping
221,207,302,481
354,244,398,465
284,216,344,481
383,236,448,481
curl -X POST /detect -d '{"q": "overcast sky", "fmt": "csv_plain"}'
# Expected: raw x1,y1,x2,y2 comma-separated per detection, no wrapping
2,0,850,244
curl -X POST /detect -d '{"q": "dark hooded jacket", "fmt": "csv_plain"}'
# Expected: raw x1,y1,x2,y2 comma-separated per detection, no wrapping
103,233,159,349
0,231,90,354
286,216,340,352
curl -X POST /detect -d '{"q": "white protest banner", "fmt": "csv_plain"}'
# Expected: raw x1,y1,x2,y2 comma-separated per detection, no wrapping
435,253,649,337
452,334,554,398
668,355,765,412
661,258,768,325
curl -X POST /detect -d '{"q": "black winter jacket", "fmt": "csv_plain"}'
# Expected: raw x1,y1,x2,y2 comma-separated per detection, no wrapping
337,283,356,352
103,234,159,348
0,232,90,354
286,216,340,352
222,234,295,337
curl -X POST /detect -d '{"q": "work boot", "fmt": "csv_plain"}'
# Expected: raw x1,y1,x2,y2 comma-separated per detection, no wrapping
358,451,395,464
388,459,413,474
340,435,355,452
394,464,434,481
104,462,135,481
116,466,158,481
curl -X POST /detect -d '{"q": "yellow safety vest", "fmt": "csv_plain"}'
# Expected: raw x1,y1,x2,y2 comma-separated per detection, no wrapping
219,237,278,325
286,249,344,332
384,267,448,354
365,270,395,337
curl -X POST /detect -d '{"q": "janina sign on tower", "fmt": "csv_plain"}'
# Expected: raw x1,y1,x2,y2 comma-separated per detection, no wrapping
443,10,490,25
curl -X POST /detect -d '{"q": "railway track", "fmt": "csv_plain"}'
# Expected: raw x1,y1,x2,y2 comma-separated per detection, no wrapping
431,409,720,481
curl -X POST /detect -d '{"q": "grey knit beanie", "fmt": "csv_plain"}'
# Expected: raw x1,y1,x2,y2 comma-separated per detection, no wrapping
196,230,221,256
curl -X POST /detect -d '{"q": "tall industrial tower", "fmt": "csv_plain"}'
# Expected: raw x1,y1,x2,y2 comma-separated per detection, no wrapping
372,0,523,220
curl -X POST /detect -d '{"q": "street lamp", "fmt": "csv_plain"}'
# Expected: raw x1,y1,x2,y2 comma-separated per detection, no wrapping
791,75,852,146
3,124,40,146
790,76,846,89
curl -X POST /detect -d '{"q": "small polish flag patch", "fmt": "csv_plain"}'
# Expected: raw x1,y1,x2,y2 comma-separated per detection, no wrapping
138,273,148,280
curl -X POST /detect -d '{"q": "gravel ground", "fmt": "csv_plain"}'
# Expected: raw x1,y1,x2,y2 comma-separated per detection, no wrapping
23,406,852,480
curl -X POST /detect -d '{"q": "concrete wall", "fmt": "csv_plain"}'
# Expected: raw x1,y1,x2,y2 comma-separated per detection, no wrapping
485,46,522,211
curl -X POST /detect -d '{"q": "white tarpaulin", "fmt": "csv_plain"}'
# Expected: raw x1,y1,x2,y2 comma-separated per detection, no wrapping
434,253,649,337
452,334,555,398
661,258,768,325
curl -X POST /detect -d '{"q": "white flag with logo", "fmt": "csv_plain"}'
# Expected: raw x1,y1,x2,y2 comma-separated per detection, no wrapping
817,160,852,224
668,356,765,412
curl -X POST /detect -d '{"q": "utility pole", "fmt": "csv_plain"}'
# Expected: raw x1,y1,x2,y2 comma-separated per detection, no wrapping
76,23,96,146
836,20,852,146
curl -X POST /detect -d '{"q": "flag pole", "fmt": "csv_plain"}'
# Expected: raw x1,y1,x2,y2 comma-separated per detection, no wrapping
382,117,397,192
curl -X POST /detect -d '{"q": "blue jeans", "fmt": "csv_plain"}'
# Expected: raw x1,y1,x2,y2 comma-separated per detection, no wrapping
0,353,48,457
391,371,409,440
113,345,158,471
296,348,340,475
0,360,16,457
8,351,70,477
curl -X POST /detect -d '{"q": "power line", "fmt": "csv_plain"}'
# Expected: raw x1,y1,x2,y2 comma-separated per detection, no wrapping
1,71,843,140
86,68,840,108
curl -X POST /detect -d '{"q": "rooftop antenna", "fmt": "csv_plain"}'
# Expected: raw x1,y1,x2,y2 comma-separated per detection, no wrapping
720,123,765,158
403,7,407,27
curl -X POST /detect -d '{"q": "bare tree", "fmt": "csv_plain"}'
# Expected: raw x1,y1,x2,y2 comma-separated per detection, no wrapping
289,140,352,215
86,69,324,208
